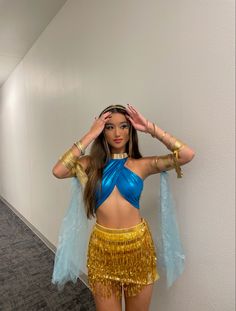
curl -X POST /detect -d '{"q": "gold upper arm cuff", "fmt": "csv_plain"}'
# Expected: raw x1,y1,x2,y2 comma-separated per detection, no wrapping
59,148,88,182
172,150,183,178
74,160,88,185
59,148,77,170
156,154,173,169
155,153,183,178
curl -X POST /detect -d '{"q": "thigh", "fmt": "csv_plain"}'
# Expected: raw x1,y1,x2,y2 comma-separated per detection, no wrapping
124,283,154,311
92,281,122,311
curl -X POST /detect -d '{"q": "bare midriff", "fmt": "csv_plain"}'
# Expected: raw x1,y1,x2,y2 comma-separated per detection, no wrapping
95,186,142,229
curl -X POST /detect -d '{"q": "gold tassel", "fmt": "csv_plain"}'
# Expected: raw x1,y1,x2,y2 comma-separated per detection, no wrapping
87,219,160,298
172,150,183,178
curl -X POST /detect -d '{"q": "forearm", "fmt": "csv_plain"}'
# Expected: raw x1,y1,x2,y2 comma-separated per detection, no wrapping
52,132,95,178
146,121,194,157
146,121,195,177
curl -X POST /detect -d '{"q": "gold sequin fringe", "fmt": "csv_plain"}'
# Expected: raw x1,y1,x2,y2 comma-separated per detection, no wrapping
87,218,160,299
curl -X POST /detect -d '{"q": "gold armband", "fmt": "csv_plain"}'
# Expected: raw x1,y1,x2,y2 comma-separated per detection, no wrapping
155,154,173,170
74,161,88,185
155,153,183,178
168,136,185,178
151,122,156,138
59,149,78,170
159,131,167,142
168,136,185,152
172,150,183,178
74,140,85,156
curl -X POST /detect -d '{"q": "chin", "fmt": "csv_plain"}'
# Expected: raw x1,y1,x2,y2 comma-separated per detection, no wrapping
109,143,126,150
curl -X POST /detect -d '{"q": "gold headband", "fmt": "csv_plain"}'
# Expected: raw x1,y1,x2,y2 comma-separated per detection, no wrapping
100,105,127,115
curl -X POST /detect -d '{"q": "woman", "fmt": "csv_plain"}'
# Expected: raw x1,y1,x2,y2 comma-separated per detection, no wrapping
52,104,195,311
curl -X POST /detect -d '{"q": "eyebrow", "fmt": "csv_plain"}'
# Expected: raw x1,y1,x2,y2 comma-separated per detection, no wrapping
105,121,129,125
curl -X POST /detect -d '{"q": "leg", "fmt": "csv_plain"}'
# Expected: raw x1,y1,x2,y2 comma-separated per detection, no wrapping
124,283,154,311
92,281,122,311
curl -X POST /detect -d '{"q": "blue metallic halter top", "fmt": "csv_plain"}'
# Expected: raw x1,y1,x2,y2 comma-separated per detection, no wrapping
95,157,143,210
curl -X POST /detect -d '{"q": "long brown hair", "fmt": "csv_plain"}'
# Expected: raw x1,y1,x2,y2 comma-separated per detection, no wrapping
84,105,142,219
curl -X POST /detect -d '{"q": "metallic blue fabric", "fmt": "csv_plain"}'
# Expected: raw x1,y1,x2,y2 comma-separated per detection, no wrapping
95,158,143,209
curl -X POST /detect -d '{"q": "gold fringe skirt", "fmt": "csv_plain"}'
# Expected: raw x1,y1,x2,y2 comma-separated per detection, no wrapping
87,218,160,299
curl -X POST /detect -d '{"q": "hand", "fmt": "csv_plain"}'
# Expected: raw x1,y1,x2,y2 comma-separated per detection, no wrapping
88,111,112,139
125,104,148,133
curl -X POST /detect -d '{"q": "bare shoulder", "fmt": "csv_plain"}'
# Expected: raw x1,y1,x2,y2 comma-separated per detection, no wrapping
126,156,157,179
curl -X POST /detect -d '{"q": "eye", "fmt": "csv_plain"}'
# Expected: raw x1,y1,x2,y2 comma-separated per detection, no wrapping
120,124,129,129
105,124,113,130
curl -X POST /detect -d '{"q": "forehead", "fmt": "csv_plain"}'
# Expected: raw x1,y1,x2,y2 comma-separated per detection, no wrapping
108,112,128,123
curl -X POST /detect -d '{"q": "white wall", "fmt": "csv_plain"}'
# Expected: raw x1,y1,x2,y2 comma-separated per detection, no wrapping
0,1,234,310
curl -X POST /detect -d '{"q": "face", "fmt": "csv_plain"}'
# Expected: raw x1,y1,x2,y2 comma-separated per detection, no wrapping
103,112,130,153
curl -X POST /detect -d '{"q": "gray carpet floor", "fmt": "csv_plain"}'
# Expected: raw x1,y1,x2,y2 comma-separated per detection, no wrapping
0,199,96,311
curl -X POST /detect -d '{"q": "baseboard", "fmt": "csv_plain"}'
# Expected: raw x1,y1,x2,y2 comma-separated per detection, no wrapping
0,195,89,288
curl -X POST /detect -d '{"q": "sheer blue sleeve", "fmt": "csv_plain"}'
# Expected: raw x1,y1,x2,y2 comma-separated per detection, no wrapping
156,171,186,288
51,177,88,291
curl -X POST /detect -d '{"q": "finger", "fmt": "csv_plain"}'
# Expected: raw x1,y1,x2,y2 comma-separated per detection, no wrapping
104,118,112,123
102,111,112,117
126,114,134,125
125,109,132,116
101,113,112,121
127,103,137,114
125,105,133,115
103,116,112,123
100,112,109,119
104,115,112,121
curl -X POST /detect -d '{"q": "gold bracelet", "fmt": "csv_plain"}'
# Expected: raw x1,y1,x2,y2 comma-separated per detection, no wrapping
168,135,174,149
74,140,85,156
159,131,167,142
158,130,185,152
168,136,185,152
151,122,156,138
174,140,185,151
59,149,77,170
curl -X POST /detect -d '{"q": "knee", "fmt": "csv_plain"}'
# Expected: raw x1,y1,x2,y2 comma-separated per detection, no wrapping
92,281,122,311
93,294,122,311
124,284,154,311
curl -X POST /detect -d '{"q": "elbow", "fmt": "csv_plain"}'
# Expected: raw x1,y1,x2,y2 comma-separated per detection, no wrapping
179,147,195,165
185,149,195,163
52,167,62,179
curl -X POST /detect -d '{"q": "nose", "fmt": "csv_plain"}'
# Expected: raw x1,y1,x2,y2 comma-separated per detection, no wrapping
114,126,121,137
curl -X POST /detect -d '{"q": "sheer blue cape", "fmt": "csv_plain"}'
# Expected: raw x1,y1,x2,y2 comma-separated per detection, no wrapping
51,178,88,291
157,171,185,288
51,171,185,290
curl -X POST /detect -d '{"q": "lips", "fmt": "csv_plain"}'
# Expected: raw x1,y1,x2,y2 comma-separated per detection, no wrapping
113,139,123,143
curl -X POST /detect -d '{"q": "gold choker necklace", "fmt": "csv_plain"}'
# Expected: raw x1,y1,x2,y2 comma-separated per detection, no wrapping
111,152,128,159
